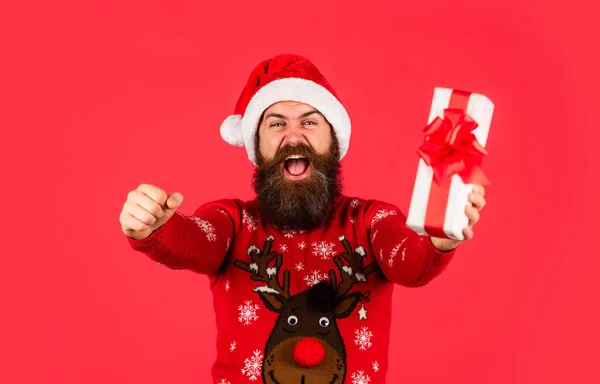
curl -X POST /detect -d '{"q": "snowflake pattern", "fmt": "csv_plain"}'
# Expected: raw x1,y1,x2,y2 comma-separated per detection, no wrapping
216,208,228,216
281,229,304,238
298,241,307,250
372,361,380,372
225,280,230,291
389,237,408,267
402,247,407,261
189,216,217,242
242,210,257,232
350,199,361,208
295,262,304,272
351,370,371,384
371,230,378,242
370,209,398,228
218,379,231,384
238,300,259,325
379,249,383,261
312,240,337,260
241,349,263,381
279,244,288,252
304,270,328,286
350,217,356,225
354,327,373,350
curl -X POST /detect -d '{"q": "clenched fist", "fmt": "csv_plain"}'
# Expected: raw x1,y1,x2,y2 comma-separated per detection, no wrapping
119,183,184,240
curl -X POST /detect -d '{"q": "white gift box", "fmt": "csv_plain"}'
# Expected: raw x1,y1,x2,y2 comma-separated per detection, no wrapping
406,88,494,240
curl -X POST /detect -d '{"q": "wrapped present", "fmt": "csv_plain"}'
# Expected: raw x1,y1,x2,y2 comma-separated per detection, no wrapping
406,88,494,240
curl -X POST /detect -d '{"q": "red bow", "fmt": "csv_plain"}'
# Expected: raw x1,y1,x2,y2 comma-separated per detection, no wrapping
417,108,489,185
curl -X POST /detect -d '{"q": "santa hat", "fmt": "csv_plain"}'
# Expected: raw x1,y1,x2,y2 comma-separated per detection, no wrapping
220,53,351,165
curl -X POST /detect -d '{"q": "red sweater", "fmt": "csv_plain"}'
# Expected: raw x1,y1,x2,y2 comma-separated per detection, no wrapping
127,195,457,384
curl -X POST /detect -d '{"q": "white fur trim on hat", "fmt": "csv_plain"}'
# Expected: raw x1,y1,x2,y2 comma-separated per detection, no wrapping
220,114,245,146
224,77,351,165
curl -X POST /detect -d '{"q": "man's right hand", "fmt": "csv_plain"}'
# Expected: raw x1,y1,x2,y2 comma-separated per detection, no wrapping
119,183,184,240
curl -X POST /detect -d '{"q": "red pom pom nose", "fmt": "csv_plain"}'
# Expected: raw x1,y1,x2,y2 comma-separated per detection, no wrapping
292,337,325,368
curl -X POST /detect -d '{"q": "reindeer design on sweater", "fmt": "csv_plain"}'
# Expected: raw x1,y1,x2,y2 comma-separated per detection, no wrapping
234,235,378,384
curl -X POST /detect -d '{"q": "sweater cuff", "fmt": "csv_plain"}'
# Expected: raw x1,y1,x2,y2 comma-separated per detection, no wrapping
126,212,181,252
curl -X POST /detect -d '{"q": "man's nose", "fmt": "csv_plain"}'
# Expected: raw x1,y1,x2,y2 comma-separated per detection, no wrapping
283,122,308,146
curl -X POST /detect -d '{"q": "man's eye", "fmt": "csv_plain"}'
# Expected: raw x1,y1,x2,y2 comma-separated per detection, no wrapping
303,121,317,125
270,122,285,128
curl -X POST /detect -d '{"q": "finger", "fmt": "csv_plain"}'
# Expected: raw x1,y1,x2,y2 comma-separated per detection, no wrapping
121,212,151,233
468,193,486,211
465,205,480,226
463,226,474,240
165,192,183,210
124,201,158,226
132,193,165,219
135,183,168,206
472,185,485,197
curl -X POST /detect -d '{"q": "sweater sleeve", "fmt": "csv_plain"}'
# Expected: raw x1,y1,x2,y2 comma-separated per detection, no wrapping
125,199,239,276
364,200,457,287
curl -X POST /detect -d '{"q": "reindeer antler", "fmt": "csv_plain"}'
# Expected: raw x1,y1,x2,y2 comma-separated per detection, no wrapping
329,236,378,297
234,236,291,298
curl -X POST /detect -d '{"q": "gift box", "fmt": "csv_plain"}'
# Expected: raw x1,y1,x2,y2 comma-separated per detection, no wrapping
406,88,494,240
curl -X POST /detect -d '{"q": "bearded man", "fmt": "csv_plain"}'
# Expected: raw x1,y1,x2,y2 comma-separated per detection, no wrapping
119,54,487,384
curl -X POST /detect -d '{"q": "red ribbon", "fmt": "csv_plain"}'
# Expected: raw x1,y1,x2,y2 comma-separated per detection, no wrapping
417,108,489,186
418,90,489,238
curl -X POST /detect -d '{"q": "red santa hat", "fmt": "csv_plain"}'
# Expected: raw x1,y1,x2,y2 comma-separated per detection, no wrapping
220,53,351,165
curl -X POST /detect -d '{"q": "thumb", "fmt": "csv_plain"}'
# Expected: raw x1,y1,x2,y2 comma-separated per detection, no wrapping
165,192,183,210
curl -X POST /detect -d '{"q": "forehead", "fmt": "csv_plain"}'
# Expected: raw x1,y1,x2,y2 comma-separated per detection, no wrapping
263,101,321,116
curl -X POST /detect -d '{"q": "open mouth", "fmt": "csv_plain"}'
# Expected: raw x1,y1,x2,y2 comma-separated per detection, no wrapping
283,155,310,179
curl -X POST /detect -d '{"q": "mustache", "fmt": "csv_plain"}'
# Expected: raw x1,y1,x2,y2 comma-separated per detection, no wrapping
270,143,317,165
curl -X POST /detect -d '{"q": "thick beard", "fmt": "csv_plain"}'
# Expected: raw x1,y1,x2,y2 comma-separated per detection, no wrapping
252,138,343,231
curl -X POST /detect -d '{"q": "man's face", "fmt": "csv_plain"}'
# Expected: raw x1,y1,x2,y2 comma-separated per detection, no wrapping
253,101,342,230
257,101,334,178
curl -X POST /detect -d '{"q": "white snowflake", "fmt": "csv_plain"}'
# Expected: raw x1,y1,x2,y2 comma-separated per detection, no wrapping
389,237,408,267
402,247,407,261
304,270,328,286
218,379,231,384
351,370,371,384
281,229,304,238
389,245,400,268
372,361,379,372
225,280,230,291
217,208,228,216
241,349,263,381
350,199,361,208
229,341,236,352
379,249,383,261
350,217,356,224
295,262,304,272
298,241,307,250
242,210,257,232
279,244,288,252
370,209,398,228
312,240,336,260
238,300,259,325
354,327,373,350
189,216,217,242
371,230,378,242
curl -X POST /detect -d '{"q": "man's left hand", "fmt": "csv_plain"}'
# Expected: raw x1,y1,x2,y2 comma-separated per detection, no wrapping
430,185,487,251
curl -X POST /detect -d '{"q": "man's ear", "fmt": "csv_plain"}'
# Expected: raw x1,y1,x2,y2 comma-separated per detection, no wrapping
333,292,362,318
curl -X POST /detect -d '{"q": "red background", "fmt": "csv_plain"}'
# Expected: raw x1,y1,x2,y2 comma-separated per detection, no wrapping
1,0,596,383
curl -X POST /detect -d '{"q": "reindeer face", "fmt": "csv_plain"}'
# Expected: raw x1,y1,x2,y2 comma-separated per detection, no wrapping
234,235,377,384
259,283,361,384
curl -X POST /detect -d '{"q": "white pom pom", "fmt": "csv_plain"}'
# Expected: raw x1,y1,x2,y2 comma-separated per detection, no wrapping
220,114,244,146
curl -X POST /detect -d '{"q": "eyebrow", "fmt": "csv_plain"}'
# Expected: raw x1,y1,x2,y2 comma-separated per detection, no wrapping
264,110,323,120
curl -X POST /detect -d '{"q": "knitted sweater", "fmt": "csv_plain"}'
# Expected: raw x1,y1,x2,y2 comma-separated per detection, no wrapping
127,195,457,384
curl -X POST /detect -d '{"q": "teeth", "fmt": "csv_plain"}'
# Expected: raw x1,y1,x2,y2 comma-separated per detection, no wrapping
286,155,306,160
